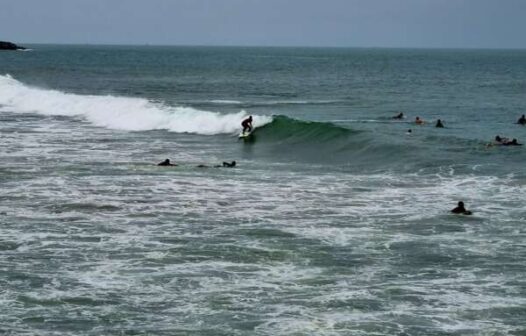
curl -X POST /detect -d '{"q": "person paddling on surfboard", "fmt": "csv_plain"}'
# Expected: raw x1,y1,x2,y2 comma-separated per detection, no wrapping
157,159,177,166
392,112,404,119
241,116,253,134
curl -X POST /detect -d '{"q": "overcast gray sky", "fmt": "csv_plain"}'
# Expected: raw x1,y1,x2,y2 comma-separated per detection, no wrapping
2,0,526,48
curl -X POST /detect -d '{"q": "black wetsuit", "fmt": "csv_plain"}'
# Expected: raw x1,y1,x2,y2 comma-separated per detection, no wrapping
451,203,472,215
241,119,252,133
451,206,466,214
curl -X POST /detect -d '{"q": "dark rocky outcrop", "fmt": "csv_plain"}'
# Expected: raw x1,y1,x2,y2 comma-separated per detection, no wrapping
0,41,26,50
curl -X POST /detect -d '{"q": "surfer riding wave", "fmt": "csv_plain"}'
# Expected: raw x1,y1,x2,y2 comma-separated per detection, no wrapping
241,116,253,133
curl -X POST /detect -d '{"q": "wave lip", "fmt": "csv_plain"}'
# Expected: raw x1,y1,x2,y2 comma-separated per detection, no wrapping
0,74,272,135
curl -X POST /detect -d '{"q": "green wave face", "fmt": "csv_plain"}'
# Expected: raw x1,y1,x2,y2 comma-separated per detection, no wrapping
256,115,356,144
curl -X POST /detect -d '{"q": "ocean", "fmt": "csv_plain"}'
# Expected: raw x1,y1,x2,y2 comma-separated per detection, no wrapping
1,45,525,335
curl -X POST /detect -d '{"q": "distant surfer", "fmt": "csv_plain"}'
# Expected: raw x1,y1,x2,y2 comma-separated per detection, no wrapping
241,116,253,133
157,159,177,166
393,112,404,119
495,135,507,144
451,201,472,215
503,138,522,146
517,114,526,125
197,161,237,168
415,116,424,125
219,161,236,168
435,119,444,128
491,136,521,146
487,135,506,147
406,129,412,135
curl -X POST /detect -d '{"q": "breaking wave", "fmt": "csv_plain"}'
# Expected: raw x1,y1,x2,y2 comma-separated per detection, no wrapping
0,74,272,135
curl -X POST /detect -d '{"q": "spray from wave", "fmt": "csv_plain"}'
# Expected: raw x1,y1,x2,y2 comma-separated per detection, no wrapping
0,74,272,135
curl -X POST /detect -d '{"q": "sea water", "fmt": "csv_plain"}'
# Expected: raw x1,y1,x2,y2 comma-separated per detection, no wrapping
1,45,525,335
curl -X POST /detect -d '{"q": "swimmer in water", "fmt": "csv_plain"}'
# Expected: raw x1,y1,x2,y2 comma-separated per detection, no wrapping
435,119,444,128
415,116,424,125
451,201,472,215
517,114,526,125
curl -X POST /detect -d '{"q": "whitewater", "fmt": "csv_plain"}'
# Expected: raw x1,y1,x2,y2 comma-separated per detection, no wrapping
0,74,272,135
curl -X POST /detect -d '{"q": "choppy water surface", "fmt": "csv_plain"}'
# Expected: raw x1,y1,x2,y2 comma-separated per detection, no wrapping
1,46,526,335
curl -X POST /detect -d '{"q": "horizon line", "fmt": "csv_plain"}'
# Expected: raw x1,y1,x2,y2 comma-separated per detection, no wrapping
12,41,526,51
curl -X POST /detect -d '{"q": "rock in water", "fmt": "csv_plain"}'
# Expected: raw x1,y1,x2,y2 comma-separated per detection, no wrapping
0,41,26,50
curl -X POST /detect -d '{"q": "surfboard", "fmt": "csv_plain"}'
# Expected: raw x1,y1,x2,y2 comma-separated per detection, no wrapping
238,130,253,138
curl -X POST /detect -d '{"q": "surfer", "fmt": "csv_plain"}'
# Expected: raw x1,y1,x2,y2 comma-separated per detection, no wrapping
487,135,508,147
241,116,253,133
198,161,237,168
503,138,523,146
517,114,526,125
392,112,404,119
492,136,521,146
451,201,472,215
494,135,508,144
220,161,236,168
157,159,177,166
415,116,424,125
435,119,444,128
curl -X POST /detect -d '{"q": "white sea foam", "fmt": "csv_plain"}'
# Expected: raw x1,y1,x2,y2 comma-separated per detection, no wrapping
209,99,243,104
258,99,340,105
0,74,272,135
193,99,340,106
